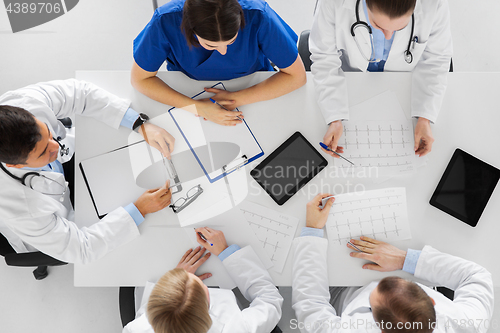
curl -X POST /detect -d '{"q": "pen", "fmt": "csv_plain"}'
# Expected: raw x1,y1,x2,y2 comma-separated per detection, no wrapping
197,231,213,246
209,98,243,121
347,241,363,253
319,142,355,166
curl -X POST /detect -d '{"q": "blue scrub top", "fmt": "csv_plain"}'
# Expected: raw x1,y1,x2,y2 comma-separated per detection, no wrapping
133,0,298,81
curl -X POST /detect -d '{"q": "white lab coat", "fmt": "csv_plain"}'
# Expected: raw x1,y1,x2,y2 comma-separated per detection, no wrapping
310,0,453,124
123,246,283,333
0,79,140,264
292,237,494,333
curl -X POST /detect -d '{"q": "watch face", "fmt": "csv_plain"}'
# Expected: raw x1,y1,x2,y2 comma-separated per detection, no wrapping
140,113,149,121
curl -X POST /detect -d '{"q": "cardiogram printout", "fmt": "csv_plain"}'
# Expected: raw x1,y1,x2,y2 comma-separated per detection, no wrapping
337,120,416,176
239,201,299,273
326,188,411,246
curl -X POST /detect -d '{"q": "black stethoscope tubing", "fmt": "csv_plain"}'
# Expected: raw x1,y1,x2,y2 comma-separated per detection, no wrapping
351,0,415,64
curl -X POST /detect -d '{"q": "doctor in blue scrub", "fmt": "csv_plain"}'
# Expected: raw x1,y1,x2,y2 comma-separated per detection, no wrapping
131,0,306,126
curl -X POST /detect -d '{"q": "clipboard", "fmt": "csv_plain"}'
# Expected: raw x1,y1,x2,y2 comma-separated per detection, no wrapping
168,82,264,183
79,141,149,219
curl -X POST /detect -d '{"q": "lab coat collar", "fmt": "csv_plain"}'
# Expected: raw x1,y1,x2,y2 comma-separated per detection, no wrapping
342,281,379,316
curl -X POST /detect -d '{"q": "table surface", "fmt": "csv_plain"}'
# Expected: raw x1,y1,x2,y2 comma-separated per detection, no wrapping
74,71,500,287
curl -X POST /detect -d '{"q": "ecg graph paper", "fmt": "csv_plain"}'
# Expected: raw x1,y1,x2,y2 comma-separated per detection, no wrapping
326,188,411,246
338,121,416,175
239,202,299,273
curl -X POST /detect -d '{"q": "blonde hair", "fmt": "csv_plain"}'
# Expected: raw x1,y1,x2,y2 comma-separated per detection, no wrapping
147,268,212,333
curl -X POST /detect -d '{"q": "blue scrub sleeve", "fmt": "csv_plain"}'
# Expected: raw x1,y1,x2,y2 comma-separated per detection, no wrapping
257,3,298,69
133,11,173,72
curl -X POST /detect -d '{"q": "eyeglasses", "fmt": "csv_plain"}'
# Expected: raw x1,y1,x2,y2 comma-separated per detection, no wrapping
170,185,203,213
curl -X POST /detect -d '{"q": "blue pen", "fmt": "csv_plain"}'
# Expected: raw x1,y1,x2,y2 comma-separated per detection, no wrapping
319,142,355,165
197,231,213,247
209,98,243,121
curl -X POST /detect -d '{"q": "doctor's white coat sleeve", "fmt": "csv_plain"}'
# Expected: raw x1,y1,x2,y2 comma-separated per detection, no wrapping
15,78,130,128
291,237,340,333
414,246,494,331
6,202,140,265
222,246,283,333
410,0,452,122
309,0,350,124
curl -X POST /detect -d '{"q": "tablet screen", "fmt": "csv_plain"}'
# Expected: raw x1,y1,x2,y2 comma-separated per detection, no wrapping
250,132,327,205
429,148,500,227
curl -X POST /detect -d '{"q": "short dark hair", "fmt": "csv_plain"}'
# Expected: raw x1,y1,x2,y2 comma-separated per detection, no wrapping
366,0,416,18
181,0,245,47
372,277,436,333
0,105,41,165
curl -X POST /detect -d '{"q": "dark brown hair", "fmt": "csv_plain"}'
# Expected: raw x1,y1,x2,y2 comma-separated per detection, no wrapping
147,268,211,333
366,0,416,18
181,0,245,47
0,105,41,165
372,277,436,333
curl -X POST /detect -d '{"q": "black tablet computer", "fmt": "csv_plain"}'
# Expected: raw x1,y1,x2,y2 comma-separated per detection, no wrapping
250,132,328,205
429,148,500,227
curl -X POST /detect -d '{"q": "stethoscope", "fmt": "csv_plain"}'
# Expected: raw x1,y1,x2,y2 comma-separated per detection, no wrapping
351,0,416,64
0,137,69,202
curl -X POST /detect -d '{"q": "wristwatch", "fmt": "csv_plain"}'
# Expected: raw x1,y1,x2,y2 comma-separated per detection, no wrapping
132,113,149,132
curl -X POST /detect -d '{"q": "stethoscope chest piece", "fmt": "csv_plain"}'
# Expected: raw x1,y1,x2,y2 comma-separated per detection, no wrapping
404,50,413,64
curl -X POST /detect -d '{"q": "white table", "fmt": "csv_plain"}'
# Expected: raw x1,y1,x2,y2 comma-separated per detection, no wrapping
74,71,500,287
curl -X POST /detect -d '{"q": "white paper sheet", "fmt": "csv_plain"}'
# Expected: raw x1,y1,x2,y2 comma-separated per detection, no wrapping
183,208,274,289
239,201,299,273
336,120,416,177
350,90,408,122
325,188,412,245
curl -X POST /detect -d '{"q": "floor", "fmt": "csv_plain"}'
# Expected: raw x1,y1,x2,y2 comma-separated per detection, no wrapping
0,1,498,332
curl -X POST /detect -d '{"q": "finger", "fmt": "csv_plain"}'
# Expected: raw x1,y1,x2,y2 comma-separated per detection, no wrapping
155,139,170,158
189,247,206,264
225,119,242,126
194,252,211,268
323,196,335,210
179,248,193,263
359,236,380,244
362,263,383,271
195,232,206,246
414,135,421,152
350,239,376,250
218,100,236,107
350,251,372,260
197,272,213,281
418,142,432,157
204,87,223,93
185,246,201,261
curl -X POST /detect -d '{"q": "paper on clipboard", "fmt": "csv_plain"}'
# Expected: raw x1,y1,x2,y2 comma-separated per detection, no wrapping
168,82,264,183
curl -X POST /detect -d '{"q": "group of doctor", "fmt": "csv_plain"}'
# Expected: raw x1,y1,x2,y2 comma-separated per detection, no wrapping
0,0,492,332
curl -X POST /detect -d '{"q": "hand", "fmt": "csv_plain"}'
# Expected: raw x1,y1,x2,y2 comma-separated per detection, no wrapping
204,87,238,108
176,246,212,280
306,194,335,229
348,236,407,272
134,181,172,216
414,117,434,157
195,99,243,126
195,227,228,256
322,121,344,157
138,123,175,159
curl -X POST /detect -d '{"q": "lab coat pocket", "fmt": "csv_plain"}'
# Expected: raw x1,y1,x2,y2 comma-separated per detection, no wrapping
389,40,428,71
